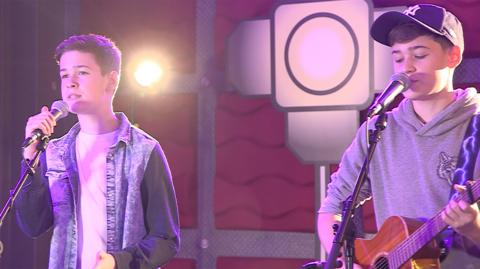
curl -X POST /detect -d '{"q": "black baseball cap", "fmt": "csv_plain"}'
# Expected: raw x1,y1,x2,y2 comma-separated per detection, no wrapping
370,4,464,52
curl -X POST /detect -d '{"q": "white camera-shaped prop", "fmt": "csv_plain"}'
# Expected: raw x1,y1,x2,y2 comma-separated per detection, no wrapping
228,0,399,163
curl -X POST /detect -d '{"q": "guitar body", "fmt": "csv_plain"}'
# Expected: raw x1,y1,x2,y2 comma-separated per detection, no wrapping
354,216,441,269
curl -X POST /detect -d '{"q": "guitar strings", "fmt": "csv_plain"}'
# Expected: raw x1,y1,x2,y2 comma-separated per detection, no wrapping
358,184,480,269
392,184,478,266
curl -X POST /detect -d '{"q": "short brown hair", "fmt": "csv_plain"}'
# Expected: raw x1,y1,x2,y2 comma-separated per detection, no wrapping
388,22,453,51
55,34,121,74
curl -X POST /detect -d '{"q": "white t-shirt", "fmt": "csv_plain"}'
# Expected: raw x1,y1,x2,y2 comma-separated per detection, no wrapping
76,129,118,269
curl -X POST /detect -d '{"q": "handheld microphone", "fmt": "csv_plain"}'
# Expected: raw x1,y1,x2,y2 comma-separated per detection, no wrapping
367,72,411,119
22,100,69,148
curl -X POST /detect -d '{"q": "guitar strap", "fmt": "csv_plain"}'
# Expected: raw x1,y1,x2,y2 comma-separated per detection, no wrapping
441,112,480,260
451,113,480,196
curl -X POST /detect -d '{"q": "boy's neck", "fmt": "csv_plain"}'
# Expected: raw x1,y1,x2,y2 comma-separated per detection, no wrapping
77,111,120,135
411,90,456,124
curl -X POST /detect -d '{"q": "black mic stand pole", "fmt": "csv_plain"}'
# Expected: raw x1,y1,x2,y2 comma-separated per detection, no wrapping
323,113,387,269
0,135,50,259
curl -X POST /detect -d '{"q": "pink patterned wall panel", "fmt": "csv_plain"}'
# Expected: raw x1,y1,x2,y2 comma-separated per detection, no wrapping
215,92,315,232
115,93,198,228
217,257,312,269
163,258,196,269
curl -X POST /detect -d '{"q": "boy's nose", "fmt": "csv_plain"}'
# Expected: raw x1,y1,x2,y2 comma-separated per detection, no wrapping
67,83,77,89
402,59,416,75
66,78,78,88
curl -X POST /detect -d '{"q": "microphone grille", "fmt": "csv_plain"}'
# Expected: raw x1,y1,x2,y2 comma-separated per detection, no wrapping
51,100,69,120
391,72,411,90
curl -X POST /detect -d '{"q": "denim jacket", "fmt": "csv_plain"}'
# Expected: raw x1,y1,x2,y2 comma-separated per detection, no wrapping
15,113,180,269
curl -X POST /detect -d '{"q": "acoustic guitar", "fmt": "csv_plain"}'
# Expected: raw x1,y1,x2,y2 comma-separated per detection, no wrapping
354,181,480,269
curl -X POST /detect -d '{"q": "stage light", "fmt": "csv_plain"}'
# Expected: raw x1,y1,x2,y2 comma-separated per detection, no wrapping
134,60,164,88
125,48,172,94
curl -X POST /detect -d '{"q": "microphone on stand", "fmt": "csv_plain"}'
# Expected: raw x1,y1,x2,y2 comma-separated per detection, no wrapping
22,100,69,148
367,72,411,119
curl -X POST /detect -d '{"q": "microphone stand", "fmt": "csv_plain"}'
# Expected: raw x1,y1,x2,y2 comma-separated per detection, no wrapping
0,135,50,259
323,113,388,269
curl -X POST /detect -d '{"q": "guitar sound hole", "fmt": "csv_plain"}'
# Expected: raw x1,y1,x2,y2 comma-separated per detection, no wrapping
373,256,389,269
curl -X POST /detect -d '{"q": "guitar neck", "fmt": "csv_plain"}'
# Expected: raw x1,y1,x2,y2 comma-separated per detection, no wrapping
388,182,480,268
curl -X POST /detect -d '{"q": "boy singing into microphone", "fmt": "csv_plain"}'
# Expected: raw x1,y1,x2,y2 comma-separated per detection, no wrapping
317,4,480,268
15,34,180,269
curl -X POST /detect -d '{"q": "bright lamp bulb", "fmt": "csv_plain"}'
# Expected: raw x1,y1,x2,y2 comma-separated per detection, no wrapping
134,61,164,87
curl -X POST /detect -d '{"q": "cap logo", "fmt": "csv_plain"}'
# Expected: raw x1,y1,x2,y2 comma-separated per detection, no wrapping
403,5,421,17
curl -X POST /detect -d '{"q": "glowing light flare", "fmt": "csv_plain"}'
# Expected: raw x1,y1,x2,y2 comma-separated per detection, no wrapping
133,60,165,88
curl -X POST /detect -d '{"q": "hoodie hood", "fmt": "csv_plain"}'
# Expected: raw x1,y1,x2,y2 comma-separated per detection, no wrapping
392,88,480,137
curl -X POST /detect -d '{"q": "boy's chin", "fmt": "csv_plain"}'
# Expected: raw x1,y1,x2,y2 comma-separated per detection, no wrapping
68,102,91,115
401,90,414,98
402,92,423,101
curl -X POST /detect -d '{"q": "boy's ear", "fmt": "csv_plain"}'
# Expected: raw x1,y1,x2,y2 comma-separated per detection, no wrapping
106,71,120,94
447,45,462,68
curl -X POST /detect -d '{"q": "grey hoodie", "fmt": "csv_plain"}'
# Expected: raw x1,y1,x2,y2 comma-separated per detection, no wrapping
319,88,480,267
